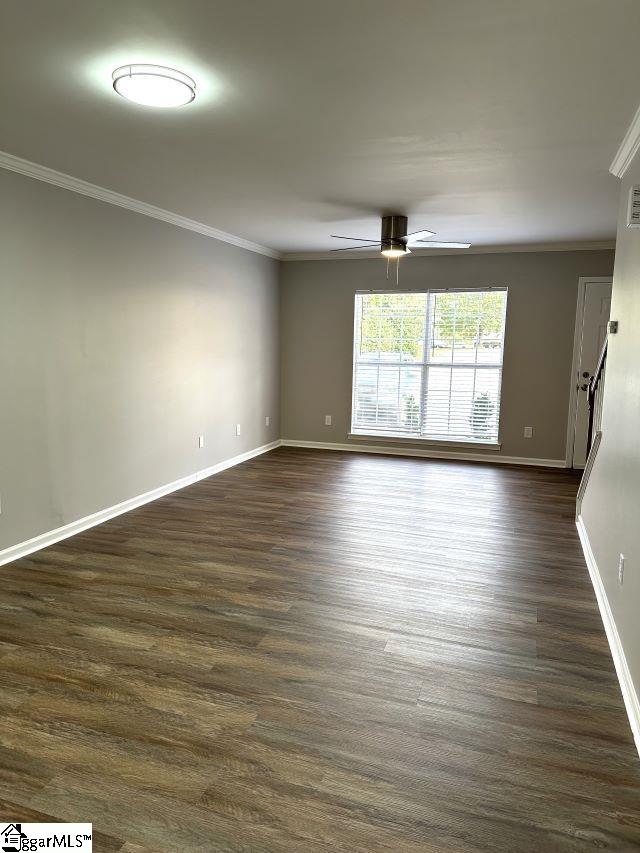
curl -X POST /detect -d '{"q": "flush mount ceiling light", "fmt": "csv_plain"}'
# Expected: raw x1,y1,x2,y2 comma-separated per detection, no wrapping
112,64,196,107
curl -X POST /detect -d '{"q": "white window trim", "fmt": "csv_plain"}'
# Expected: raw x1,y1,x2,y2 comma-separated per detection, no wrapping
350,287,508,445
348,432,502,450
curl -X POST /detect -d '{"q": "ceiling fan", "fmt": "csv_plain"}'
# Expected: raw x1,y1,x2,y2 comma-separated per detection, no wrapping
331,214,470,282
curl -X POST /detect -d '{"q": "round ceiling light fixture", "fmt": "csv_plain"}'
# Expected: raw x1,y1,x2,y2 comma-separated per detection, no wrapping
112,64,196,107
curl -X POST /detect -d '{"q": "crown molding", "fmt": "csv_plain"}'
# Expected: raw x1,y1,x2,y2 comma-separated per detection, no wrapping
0,147,621,258
610,102,640,178
0,149,281,260
282,240,616,261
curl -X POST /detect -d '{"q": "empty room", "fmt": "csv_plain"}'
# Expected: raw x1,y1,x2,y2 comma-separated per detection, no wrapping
1,1,640,850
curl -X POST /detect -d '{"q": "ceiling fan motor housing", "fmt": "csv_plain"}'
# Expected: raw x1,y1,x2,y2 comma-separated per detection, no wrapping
381,214,409,253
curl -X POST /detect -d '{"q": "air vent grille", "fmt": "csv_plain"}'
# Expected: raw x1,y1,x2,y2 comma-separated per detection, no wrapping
628,185,640,228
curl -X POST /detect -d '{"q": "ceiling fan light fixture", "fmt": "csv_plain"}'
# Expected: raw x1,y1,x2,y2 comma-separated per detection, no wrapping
381,245,411,259
329,213,469,280
112,64,196,107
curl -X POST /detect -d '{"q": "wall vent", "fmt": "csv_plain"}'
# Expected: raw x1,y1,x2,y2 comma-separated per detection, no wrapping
628,185,640,228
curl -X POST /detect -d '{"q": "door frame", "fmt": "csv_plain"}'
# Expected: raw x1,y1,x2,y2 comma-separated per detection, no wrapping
565,276,613,468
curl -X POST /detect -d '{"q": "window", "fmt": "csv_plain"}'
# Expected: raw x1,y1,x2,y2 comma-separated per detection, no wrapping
351,288,508,443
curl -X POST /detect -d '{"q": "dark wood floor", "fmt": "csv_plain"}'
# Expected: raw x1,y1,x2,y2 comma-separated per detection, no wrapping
1,448,639,852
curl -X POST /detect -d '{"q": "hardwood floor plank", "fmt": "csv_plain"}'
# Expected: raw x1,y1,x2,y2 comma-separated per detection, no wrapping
0,448,638,851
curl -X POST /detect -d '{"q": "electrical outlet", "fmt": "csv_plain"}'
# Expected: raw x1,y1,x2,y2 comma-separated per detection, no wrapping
265,416,270,427
324,415,332,426
618,554,625,585
523,426,533,439
198,435,205,449
236,423,241,437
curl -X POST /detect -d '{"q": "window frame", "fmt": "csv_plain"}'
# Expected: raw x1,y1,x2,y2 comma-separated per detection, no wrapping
350,287,508,445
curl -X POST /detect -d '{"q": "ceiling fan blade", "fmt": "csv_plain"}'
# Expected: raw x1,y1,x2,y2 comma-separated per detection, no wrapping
405,229,436,242
330,234,380,242
412,240,471,249
329,244,382,252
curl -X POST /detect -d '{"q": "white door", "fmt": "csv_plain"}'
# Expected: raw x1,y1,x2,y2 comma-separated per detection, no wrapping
571,279,612,468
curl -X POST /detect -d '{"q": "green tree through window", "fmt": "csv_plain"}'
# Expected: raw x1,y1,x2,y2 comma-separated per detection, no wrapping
431,290,505,350
359,293,426,360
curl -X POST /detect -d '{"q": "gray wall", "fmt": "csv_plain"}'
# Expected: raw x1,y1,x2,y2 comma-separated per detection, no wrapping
582,155,640,702
280,250,614,460
0,169,280,551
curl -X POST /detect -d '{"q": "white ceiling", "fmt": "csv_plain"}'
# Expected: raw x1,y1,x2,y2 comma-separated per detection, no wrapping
1,0,638,255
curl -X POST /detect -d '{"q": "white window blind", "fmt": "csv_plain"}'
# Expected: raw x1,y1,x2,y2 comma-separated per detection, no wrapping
351,289,508,443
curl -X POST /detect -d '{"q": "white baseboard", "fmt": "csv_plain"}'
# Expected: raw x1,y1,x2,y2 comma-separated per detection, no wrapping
281,439,567,467
0,440,281,568
576,515,640,757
